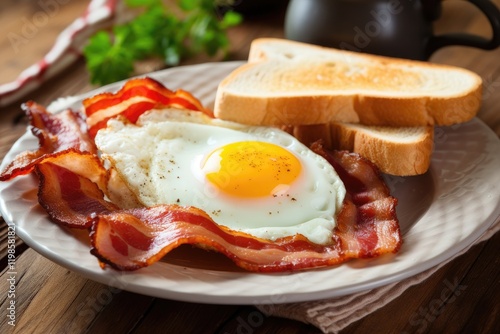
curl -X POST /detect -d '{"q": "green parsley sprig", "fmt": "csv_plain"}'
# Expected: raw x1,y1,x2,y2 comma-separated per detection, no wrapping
83,0,242,85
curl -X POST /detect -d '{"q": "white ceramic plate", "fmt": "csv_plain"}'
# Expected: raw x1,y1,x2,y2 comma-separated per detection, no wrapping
1,62,500,305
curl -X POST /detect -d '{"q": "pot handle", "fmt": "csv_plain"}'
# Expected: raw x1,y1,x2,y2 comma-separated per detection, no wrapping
426,0,500,57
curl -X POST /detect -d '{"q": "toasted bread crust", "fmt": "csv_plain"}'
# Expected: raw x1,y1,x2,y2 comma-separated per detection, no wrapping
215,88,482,127
214,89,360,125
285,123,434,176
329,123,434,176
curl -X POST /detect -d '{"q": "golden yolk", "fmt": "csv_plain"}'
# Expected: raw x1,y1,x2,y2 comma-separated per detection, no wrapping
202,141,302,198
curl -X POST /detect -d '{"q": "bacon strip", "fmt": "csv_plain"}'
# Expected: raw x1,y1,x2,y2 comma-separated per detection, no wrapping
0,102,96,181
82,77,212,138
89,205,343,271
36,160,118,229
311,144,401,257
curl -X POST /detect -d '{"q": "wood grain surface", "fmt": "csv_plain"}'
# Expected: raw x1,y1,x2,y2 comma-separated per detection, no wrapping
0,1,499,333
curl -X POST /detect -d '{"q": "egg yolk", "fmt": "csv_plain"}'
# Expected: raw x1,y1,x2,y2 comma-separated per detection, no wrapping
202,141,302,198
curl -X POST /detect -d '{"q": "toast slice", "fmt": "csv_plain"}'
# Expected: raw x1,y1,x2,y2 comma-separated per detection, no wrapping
214,38,482,127
283,123,434,176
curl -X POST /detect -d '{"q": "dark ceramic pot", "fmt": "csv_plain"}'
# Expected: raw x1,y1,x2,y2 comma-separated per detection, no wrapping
285,0,500,60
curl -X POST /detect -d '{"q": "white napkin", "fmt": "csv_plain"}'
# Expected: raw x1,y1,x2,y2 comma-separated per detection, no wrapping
257,220,499,333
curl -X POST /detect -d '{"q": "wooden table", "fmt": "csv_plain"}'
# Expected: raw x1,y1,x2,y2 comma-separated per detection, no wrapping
1,1,499,333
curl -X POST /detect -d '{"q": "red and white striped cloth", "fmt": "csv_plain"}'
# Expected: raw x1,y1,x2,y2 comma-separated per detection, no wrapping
0,0,121,107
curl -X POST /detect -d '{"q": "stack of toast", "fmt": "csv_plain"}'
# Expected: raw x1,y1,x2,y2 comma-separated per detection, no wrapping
213,38,482,176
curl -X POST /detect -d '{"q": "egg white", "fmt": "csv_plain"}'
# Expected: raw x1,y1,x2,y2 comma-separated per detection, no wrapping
94,109,346,245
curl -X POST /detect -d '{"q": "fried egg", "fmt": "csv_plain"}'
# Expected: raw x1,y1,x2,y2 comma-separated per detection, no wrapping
94,109,346,245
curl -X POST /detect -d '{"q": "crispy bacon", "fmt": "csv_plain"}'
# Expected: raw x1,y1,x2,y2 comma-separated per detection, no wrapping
89,205,344,271
28,146,400,272
36,160,118,228
82,77,212,138
311,144,401,257
0,78,402,272
0,102,96,181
